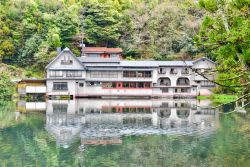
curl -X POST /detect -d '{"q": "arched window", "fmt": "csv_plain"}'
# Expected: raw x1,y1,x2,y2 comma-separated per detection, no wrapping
158,77,171,86
176,77,190,85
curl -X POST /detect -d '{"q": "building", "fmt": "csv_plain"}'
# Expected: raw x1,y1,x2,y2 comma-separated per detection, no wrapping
45,47,216,98
17,79,46,98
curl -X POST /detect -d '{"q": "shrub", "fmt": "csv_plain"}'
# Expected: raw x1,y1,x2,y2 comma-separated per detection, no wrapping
0,72,15,99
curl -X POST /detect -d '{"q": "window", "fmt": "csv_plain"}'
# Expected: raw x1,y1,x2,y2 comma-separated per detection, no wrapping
90,71,118,78
158,67,166,74
53,82,68,90
193,69,202,73
100,54,110,58
137,82,144,88
177,78,190,85
123,82,130,88
103,82,151,88
175,88,189,93
123,71,152,78
140,71,152,78
144,83,151,88
158,78,171,86
61,60,73,65
61,55,73,65
181,88,188,93
201,81,215,87
102,82,116,88
50,71,63,77
123,71,136,77
181,68,189,74
66,71,81,77
130,82,136,88
170,68,177,74
86,82,100,86
79,83,84,87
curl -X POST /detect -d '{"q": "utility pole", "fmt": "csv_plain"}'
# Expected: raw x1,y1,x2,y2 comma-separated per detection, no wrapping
79,32,86,57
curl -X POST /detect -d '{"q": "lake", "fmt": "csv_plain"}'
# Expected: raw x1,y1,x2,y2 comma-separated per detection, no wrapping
0,99,249,167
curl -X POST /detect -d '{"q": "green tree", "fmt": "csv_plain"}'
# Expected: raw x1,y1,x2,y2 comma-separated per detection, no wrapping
0,72,15,99
196,0,250,96
34,42,57,70
18,34,43,66
0,21,15,62
120,0,202,59
46,27,62,48
80,0,122,46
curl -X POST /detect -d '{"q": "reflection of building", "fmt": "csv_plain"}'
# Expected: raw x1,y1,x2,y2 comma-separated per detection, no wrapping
17,101,46,113
43,99,218,148
45,47,216,98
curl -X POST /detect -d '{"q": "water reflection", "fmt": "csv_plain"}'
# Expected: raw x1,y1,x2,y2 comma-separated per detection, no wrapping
2,100,248,167
16,99,219,148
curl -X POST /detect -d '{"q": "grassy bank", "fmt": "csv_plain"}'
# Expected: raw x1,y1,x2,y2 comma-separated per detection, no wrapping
197,94,237,103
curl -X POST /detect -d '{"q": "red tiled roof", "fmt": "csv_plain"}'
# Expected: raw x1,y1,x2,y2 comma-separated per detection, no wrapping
82,47,123,53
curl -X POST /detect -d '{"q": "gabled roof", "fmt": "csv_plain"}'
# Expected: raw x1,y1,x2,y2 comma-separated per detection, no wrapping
45,47,85,70
193,57,216,65
82,47,123,53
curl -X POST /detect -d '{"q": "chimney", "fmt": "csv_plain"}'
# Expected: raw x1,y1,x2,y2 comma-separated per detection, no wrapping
57,47,62,55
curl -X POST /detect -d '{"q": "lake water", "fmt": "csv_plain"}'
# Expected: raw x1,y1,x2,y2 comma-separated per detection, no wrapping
0,99,250,167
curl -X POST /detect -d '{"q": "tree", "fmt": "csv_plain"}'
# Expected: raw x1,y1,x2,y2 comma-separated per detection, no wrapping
18,34,43,66
195,0,250,96
80,0,122,46
34,42,57,70
0,72,15,99
120,0,203,59
46,27,62,48
0,21,15,62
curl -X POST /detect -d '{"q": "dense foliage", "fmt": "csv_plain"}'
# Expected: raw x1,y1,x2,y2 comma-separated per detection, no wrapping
0,72,15,99
0,0,202,69
196,0,250,96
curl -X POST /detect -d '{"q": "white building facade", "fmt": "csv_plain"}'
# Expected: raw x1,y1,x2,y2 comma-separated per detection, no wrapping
45,47,216,98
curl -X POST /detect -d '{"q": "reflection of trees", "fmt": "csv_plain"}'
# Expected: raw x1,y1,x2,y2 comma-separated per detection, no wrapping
82,113,250,167
0,101,19,128
0,103,85,167
204,113,250,167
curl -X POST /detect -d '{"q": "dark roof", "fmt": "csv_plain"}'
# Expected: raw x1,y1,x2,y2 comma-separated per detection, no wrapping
82,47,123,53
120,60,193,67
78,57,121,63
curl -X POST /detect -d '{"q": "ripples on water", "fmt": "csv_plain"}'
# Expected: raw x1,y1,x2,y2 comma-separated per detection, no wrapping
0,99,249,167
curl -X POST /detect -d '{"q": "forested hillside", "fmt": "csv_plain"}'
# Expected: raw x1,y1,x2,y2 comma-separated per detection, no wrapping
0,0,249,98
0,0,202,69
